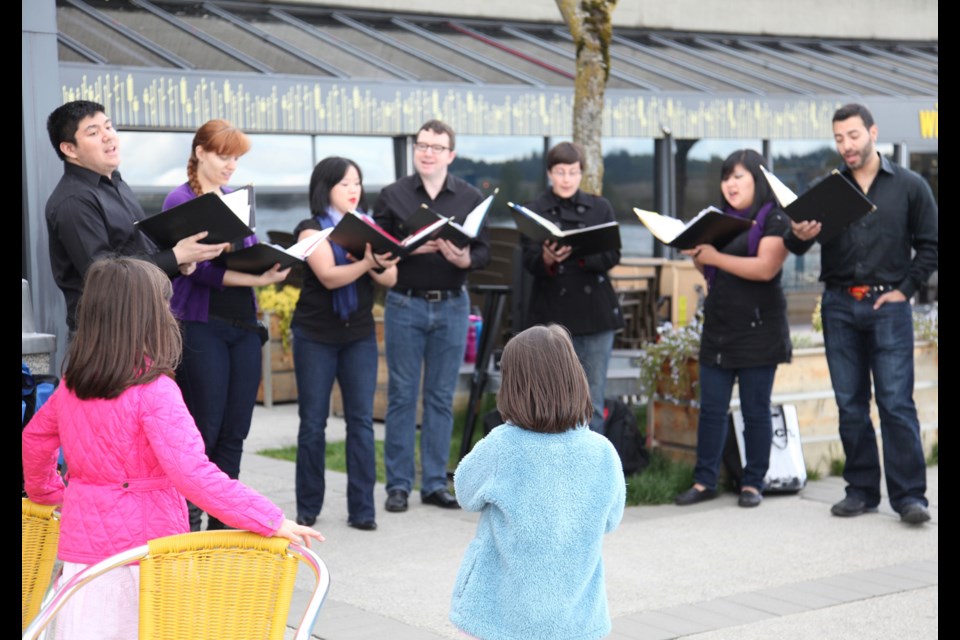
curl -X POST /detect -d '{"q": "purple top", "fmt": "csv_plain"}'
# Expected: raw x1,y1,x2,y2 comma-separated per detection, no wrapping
162,182,257,322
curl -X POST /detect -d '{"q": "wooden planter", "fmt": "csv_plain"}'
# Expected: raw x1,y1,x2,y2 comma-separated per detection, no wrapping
331,317,388,421
257,311,297,406
648,357,700,464
648,343,939,474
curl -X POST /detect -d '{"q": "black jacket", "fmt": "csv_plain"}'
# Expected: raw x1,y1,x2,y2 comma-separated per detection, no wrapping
520,190,623,336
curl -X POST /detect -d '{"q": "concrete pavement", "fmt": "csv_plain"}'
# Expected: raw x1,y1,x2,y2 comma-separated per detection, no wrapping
242,403,938,640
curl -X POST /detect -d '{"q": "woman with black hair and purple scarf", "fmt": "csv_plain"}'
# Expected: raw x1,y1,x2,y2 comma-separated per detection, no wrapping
674,149,791,509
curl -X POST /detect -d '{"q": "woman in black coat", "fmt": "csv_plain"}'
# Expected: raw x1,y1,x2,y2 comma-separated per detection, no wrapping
520,142,624,433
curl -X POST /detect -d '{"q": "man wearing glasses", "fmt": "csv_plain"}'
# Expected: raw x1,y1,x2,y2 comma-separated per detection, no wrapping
374,120,489,513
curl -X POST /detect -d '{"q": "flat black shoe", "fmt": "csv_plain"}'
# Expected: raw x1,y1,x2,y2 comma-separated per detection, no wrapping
348,520,378,531
422,489,461,509
385,490,409,513
899,502,931,524
675,486,717,506
738,490,763,508
296,515,317,527
830,496,878,517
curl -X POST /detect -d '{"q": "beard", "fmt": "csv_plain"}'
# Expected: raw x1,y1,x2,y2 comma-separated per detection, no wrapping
844,139,876,171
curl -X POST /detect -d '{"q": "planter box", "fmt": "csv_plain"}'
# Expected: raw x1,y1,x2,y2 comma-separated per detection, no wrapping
331,318,390,421
649,342,939,474
257,311,297,406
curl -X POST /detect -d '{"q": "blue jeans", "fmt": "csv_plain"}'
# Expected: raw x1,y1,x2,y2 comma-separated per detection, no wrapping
383,289,469,496
821,289,927,512
178,318,262,479
572,330,616,433
293,327,378,523
177,318,262,530
694,362,777,491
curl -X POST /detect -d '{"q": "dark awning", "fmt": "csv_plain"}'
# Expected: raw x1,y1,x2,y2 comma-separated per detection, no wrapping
54,0,938,147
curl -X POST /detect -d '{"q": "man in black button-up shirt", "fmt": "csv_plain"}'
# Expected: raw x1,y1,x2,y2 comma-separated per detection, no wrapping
786,103,938,525
374,120,489,513
44,100,227,331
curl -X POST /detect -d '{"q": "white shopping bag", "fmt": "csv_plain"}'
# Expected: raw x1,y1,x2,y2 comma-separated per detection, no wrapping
729,404,807,493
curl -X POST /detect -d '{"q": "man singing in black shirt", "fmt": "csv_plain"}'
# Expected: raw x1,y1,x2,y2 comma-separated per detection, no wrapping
45,100,228,331
786,103,938,525
374,120,490,513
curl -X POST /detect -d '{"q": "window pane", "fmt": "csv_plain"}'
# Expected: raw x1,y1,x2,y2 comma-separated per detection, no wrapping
603,138,655,257
313,136,396,190
454,136,544,226
770,140,834,292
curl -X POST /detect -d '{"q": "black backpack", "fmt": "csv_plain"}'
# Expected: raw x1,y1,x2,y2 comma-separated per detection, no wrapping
603,398,649,476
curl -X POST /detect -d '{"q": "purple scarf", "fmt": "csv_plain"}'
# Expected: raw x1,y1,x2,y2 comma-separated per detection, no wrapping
703,201,775,289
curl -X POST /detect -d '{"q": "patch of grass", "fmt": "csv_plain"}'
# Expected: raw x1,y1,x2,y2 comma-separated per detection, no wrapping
625,450,694,506
928,441,938,466
829,458,845,477
258,394,502,489
259,397,704,508
806,467,822,481
259,445,297,462
261,439,392,486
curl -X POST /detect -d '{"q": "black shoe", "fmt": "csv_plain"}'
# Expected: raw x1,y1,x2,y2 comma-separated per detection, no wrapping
899,502,931,524
348,520,378,531
675,486,717,506
385,490,409,513
830,496,878,517
422,489,461,509
738,489,763,508
296,515,317,527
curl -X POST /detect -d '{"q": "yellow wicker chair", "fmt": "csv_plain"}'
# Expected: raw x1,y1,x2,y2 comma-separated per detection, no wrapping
22,498,61,633
22,530,330,640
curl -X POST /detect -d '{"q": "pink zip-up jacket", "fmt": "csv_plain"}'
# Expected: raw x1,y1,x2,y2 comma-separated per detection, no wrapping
22,375,283,564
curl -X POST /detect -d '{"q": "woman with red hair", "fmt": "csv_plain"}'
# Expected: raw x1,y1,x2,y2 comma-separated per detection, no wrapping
163,120,289,530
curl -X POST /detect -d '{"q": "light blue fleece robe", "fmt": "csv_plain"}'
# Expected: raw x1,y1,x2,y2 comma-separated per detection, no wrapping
450,423,626,640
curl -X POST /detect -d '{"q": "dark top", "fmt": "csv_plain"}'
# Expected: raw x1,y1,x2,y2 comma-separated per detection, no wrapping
700,205,792,369
46,163,178,330
291,218,376,344
373,173,490,290
784,154,939,299
520,190,624,336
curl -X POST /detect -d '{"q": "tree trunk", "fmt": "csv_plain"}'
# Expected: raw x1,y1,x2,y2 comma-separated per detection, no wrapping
557,0,618,196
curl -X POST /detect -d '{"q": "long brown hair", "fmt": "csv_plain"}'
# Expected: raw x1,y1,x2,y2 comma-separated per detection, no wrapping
186,119,251,197
65,257,182,399
496,325,593,433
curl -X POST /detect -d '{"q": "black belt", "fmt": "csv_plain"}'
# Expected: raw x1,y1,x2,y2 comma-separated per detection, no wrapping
208,315,270,346
827,284,897,300
398,288,463,302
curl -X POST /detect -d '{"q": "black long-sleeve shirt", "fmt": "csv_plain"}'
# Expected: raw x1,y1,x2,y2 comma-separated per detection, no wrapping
373,173,489,291
45,162,178,329
784,154,938,298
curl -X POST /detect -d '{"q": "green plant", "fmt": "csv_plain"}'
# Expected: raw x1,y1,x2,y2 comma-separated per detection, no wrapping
927,441,938,466
829,457,845,477
791,333,818,349
256,284,300,351
625,450,694,505
806,467,822,481
914,302,938,348
812,295,823,332
637,318,703,403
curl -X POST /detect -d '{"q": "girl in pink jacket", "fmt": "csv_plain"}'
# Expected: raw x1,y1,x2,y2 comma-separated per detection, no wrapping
22,257,323,640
